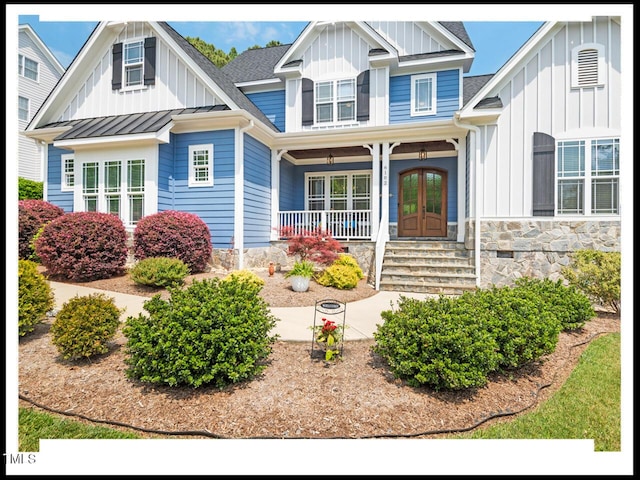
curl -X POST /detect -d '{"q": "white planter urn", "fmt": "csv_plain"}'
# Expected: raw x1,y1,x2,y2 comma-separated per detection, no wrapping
290,275,310,292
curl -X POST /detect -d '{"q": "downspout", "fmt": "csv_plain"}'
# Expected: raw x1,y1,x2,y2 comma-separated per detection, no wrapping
235,119,254,270
453,113,482,288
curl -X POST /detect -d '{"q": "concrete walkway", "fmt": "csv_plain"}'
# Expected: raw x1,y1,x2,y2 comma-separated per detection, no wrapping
48,282,431,341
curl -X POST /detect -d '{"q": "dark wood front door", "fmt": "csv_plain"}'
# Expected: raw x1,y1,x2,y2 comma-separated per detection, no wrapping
398,168,447,237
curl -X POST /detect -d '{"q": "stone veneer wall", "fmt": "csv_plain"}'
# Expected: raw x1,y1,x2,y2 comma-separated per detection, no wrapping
465,219,621,288
389,223,457,240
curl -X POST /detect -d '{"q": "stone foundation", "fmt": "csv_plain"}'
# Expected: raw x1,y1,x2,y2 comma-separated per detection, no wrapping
389,223,457,240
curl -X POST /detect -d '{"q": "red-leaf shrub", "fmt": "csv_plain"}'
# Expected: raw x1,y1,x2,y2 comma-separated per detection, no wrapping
283,227,343,266
18,200,65,260
133,210,212,273
35,212,129,281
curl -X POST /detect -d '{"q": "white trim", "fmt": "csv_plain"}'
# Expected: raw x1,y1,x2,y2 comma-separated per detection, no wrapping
18,24,65,75
60,153,75,192
410,73,437,117
303,169,372,211
570,42,606,89
188,143,214,187
121,37,145,90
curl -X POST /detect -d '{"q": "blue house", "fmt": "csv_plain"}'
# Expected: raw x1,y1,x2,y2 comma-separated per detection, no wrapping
25,18,622,293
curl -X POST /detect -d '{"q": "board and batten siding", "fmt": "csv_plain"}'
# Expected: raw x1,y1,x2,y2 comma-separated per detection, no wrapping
44,146,74,212
171,130,235,249
368,21,448,56
246,90,286,132
243,135,272,248
477,17,620,218
56,22,220,122
389,69,460,124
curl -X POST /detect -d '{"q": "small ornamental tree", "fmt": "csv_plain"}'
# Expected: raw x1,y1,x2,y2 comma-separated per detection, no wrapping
133,210,212,273
281,226,344,266
35,212,129,281
18,200,65,260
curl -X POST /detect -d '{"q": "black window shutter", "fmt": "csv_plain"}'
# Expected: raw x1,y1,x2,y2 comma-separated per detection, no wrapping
111,43,122,90
301,78,314,126
356,70,370,121
144,37,156,86
532,132,556,216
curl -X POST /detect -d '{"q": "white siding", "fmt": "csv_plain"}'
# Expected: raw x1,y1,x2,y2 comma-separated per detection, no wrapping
18,29,63,181
478,17,620,217
368,21,446,55
57,22,220,122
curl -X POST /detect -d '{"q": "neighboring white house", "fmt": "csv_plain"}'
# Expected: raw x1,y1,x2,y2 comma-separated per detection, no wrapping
24,18,622,292
18,24,65,182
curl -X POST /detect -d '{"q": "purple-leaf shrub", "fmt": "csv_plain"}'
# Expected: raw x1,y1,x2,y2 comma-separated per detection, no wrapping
18,200,65,260
133,210,212,273
35,212,129,281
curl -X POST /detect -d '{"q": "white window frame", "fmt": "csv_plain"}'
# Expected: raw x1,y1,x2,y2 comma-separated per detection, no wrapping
61,154,75,191
556,137,619,216
304,170,372,211
79,158,146,227
18,54,39,82
571,43,605,89
188,144,214,187
314,77,356,125
411,73,437,116
18,96,29,121
122,39,145,89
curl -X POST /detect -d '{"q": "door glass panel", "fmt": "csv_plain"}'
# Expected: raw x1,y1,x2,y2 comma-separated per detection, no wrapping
424,172,442,215
402,173,418,215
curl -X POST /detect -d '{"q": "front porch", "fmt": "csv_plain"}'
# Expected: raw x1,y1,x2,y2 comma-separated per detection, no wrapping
277,209,373,240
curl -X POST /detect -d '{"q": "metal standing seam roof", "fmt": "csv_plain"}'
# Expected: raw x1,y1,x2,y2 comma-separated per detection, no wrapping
50,106,229,141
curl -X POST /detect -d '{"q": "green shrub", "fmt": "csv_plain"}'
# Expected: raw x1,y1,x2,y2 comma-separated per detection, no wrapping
133,210,212,273
373,295,500,390
284,260,315,278
123,277,279,388
316,264,360,289
332,254,364,279
130,257,190,288
222,269,265,288
18,259,54,336
35,211,129,281
514,277,595,331
561,250,621,314
18,177,43,200
50,294,121,360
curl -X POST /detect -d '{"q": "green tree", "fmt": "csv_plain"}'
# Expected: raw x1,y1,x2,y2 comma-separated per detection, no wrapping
186,36,232,68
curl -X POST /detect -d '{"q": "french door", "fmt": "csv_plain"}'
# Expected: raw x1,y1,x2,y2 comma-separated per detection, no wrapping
398,167,447,237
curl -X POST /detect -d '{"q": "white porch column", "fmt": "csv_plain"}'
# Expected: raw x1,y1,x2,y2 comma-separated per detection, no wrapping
364,143,380,240
235,120,254,269
456,137,466,242
380,142,390,242
270,149,286,240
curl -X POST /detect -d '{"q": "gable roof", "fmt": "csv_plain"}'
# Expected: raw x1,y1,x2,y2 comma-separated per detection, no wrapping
222,44,291,84
19,24,65,76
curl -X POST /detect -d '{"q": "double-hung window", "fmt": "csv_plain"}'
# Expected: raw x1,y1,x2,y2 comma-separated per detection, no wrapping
411,73,436,116
81,158,146,226
315,78,356,124
557,138,619,215
18,54,39,81
18,96,29,121
188,144,214,187
305,171,371,211
61,154,75,191
124,40,144,88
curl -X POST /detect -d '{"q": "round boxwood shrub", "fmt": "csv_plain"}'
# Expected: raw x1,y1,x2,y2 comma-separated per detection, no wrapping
50,293,122,360
222,269,265,288
18,199,65,260
133,210,212,273
18,259,55,336
35,212,129,282
18,177,43,200
123,275,278,388
130,257,190,288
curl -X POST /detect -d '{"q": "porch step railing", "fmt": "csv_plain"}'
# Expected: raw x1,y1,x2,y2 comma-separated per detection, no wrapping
278,210,371,240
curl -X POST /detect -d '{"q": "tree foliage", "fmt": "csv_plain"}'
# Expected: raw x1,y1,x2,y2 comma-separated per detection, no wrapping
187,37,281,67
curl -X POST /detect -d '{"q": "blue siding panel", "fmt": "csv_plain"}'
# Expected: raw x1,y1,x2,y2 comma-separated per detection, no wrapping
171,130,236,249
45,146,74,212
243,135,272,248
389,157,458,223
157,139,174,211
246,90,285,132
279,159,296,211
389,70,460,124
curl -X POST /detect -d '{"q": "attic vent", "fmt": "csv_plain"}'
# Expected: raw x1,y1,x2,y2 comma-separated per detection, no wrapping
571,43,604,89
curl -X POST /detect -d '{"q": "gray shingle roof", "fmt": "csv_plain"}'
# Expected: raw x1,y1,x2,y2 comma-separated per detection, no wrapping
439,22,474,50
46,106,229,141
399,49,464,62
222,44,291,83
159,22,280,132
462,74,498,107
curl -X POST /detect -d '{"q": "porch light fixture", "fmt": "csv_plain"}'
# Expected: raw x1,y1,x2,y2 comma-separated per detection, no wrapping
418,146,428,161
327,153,334,165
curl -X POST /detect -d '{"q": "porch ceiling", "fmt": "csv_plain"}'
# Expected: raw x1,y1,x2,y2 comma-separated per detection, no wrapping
285,140,456,161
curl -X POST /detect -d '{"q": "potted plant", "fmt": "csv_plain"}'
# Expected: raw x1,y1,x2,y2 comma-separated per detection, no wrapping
284,260,315,292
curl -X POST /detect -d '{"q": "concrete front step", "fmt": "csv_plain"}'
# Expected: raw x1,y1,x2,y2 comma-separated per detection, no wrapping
381,272,476,285
378,280,478,296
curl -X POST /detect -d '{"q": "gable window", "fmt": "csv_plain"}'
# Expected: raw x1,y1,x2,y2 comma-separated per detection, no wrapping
305,171,371,211
557,138,619,215
315,78,356,124
124,40,144,88
18,54,39,81
81,158,146,226
61,154,75,191
571,43,605,88
112,37,156,90
188,144,214,187
18,96,29,121
411,73,437,116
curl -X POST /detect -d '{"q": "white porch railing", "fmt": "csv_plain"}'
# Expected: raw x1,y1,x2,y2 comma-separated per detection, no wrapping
278,210,372,240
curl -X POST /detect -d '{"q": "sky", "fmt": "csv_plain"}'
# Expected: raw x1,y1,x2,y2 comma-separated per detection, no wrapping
6,3,634,476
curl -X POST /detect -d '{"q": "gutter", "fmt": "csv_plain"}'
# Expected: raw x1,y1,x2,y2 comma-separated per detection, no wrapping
453,113,482,288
